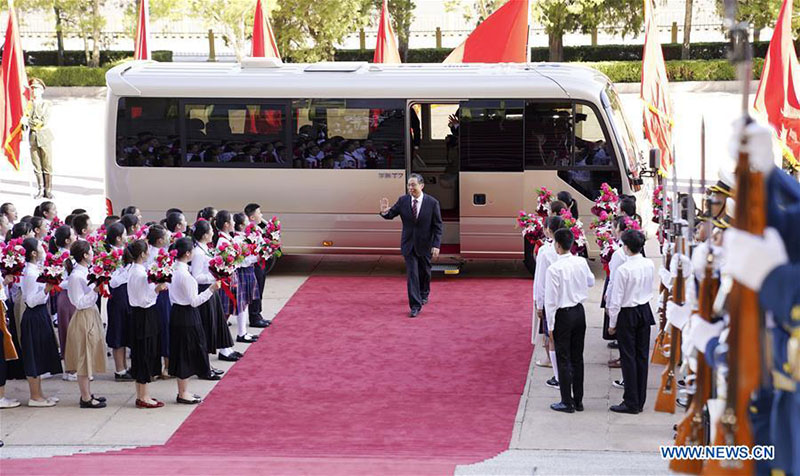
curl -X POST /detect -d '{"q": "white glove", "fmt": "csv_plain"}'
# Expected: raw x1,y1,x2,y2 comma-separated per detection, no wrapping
687,314,724,354
722,227,788,291
666,300,692,330
669,253,693,280
729,119,780,175
659,267,673,290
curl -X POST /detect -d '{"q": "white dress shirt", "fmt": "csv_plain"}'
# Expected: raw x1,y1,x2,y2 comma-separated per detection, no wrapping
67,263,98,310
145,245,161,268
127,263,159,308
544,253,595,332
169,261,214,307
109,246,130,289
191,243,216,285
606,254,655,328
604,243,629,302
22,262,50,308
533,240,557,311
411,192,424,219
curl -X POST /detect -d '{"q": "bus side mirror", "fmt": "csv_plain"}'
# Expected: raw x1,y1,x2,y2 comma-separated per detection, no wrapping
639,148,660,178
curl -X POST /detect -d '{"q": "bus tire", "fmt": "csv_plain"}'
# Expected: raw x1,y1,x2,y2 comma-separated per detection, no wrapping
523,238,536,277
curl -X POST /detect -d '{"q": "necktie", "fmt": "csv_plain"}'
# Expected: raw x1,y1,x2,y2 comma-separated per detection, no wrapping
412,198,418,220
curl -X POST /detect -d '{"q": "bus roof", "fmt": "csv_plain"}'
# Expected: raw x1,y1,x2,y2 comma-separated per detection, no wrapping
106,61,613,102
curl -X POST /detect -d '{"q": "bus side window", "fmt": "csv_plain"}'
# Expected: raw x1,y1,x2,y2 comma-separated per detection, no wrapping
558,103,621,201
524,102,573,169
290,99,405,170
116,97,179,167
460,99,524,172
183,102,288,167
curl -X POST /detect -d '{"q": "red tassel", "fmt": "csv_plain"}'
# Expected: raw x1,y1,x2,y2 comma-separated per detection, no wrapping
220,278,237,315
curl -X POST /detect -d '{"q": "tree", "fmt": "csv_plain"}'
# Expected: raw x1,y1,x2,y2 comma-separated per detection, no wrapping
713,0,800,41
373,0,415,61
532,0,643,62
682,0,692,59
271,0,373,62
444,0,506,24
188,0,252,62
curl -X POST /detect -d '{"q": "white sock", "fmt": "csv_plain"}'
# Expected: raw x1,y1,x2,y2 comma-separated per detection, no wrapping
237,308,248,337
219,347,234,356
549,350,559,381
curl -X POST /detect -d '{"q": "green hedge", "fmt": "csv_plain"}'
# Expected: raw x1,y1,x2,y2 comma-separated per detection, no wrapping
21,50,172,66
590,58,765,83
336,41,781,63
26,65,112,87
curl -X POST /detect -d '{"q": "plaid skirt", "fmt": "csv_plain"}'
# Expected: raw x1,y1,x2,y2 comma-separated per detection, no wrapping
220,266,260,316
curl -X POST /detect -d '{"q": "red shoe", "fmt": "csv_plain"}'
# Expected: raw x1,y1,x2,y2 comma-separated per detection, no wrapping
135,398,165,409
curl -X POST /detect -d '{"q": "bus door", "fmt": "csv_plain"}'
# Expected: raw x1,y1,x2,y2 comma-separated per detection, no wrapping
407,101,462,253
458,100,525,259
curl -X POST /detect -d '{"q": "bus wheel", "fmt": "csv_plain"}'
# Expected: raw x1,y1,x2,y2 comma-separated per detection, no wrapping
523,238,536,277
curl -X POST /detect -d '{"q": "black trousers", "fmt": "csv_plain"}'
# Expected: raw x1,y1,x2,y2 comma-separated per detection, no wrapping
553,304,586,407
403,252,431,311
616,303,653,410
249,262,267,324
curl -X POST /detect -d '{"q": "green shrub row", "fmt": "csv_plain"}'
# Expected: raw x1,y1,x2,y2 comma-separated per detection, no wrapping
591,58,765,83
26,65,112,87
336,41,779,63
21,50,172,66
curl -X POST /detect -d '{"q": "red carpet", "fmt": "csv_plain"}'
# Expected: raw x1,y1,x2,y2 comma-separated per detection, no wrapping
4,276,533,475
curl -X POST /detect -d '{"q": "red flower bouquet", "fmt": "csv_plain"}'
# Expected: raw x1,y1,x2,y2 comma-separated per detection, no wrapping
210,241,244,312
0,239,26,282
535,187,554,218
147,248,176,284
37,251,70,294
559,209,587,256
48,216,63,236
86,227,107,255
170,231,185,243
89,248,124,297
590,182,620,217
261,216,283,260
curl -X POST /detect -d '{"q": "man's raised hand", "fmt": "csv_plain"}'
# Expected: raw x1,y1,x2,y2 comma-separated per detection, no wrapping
380,197,390,214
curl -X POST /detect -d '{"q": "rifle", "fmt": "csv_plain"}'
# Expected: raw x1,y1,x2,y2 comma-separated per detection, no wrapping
652,173,673,365
672,134,716,474
655,167,685,414
0,302,18,361
704,4,762,473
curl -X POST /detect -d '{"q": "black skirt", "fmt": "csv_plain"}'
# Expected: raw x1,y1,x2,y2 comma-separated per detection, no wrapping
197,284,233,352
168,304,210,379
155,291,171,358
3,297,26,381
20,304,63,378
129,306,162,384
106,284,131,349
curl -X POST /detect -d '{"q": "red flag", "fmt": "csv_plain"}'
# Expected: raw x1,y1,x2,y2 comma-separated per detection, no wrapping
640,0,674,174
443,0,529,63
2,1,30,171
251,0,281,59
754,0,800,170
373,0,401,63
134,0,150,60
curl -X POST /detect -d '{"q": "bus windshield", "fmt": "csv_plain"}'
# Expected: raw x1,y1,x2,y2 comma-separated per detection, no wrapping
603,84,640,175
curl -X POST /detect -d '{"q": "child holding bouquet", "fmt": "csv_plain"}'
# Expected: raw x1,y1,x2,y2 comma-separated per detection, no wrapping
104,223,133,381
191,220,237,364
215,212,258,344
145,225,172,374
65,240,107,408
20,238,62,406
169,238,221,402
126,240,168,408
244,204,270,329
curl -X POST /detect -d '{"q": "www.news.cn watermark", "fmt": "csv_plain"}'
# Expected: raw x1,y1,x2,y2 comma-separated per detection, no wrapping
661,445,775,461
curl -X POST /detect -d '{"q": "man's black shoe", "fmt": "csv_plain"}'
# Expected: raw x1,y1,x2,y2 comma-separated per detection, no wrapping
232,351,244,358
115,371,134,382
218,352,240,362
421,297,428,305
211,367,224,376
607,341,619,349
249,319,270,328
610,402,639,414
550,402,575,413
575,402,584,412
409,308,420,318
200,373,221,381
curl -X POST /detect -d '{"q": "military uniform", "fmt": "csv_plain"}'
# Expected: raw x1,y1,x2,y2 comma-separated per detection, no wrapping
28,81,55,199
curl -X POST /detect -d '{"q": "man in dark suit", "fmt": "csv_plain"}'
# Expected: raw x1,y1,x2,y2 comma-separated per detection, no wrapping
380,173,443,318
